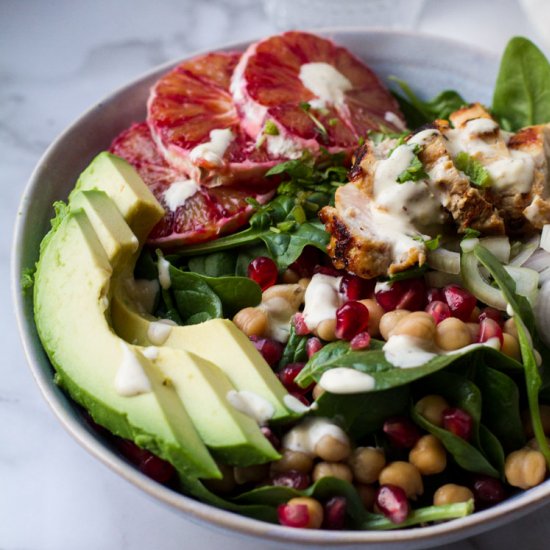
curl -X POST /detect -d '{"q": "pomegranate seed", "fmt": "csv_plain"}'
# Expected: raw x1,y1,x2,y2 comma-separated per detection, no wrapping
278,503,310,528
350,331,371,350
443,285,477,321
478,307,503,325
478,318,504,347
335,301,369,340
383,417,421,448
248,256,278,290
425,300,451,324
323,496,347,530
115,439,175,483
289,247,321,278
294,313,310,335
442,408,473,440
261,426,281,451
472,475,506,506
340,274,374,300
375,485,410,524
306,337,323,358
249,336,284,367
278,362,307,393
375,279,427,312
272,470,310,490
427,288,445,303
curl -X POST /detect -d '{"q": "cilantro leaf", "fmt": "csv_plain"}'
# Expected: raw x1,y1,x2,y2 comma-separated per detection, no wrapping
462,228,481,240
413,234,441,251
454,152,492,187
396,148,428,183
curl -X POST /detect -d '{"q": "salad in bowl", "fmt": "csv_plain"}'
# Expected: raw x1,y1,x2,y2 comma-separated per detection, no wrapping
27,31,550,532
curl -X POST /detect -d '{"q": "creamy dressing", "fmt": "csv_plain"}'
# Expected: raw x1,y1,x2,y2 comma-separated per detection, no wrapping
163,179,200,211
226,389,275,424
141,346,159,360
384,111,406,131
260,296,296,343
189,129,234,166
298,62,352,109
408,128,441,147
485,152,535,193
302,273,344,331
282,417,348,455
318,367,376,393
147,319,177,346
157,255,171,290
266,133,303,159
115,343,152,397
283,394,311,414
123,278,159,314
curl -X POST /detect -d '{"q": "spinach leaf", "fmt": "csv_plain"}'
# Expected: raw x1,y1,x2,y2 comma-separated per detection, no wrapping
313,385,410,440
454,152,492,187
187,251,237,278
201,275,262,317
134,248,159,280
411,406,500,478
474,366,525,452
492,36,550,131
391,77,466,126
479,424,505,476
159,288,183,324
278,324,308,370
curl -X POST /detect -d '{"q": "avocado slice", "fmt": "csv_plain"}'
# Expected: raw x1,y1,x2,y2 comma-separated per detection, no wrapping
34,209,220,479
68,186,280,464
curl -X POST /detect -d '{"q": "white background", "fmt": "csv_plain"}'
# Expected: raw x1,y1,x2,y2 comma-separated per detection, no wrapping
2,1,550,548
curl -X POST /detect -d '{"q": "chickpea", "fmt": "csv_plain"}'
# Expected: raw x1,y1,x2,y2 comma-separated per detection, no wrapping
233,307,268,337
298,277,311,291
392,312,436,341
523,405,550,438
348,447,386,484
409,435,447,475
271,450,313,474
505,448,547,489
316,318,337,341
415,394,450,427
435,317,472,351
359,299,385,337
314,434,351,462
203,463,236,494
433,484,474,506
378,461,424,499
504,317,518,339
282,269,300,284
312,384,325,401
356,483,377,511
262,283,304,309
469,306,481,322
379,309,411,341
234,464,269,485
286,497,323,529
312,462,353,483
501,333,521,360
466,322,480,342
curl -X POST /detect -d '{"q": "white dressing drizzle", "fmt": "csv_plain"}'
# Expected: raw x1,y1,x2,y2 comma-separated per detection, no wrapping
282,417,348,456
302,273,344,331
266,133,303,159
157,255,171,290
298,62,352,109
283,394,311,414
115,343,152,397
260,297,296,343
163,179,200,211
226,390,275,424
141,346,159,360
384,111,406,131
189,129,234,166
147,319,177,346
318,368,376,393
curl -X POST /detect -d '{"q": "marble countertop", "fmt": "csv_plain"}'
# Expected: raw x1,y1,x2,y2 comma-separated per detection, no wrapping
2,1,549,548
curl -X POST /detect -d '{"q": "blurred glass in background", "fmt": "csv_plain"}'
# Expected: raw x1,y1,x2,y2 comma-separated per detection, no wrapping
263,0,426,29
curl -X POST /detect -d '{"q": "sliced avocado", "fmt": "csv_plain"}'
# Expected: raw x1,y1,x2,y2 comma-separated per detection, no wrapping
34,210,219,479
71,152,163,243
72,189,280,465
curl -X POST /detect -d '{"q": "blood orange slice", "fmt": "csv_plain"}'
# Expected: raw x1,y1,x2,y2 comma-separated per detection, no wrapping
109,122,273,247
147,51,280,187
231,31,405,155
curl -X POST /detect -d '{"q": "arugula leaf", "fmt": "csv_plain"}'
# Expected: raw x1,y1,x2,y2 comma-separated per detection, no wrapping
492,36,550,131
454,152,492,187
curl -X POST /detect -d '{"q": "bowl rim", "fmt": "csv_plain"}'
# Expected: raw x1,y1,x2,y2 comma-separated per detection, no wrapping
12,27,550,546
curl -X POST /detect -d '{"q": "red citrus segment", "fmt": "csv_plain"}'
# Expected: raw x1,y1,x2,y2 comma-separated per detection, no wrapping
109,122,272,246
147,52,280,186
232,31,405,153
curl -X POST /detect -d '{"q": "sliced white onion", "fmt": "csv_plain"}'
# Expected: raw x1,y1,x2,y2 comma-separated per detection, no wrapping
425,271,463,289
522,248,550,273
535,281,550,347
427,248,460,274
460,252,507,310
503,266,539,306
479,236,511,263
541,224,550,253
509,234,540,266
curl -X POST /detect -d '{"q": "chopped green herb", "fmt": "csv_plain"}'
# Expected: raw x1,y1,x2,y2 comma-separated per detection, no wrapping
413,234,441,250
20,267,35,293
299,102,329,142
396,145,428,183
328,118,339,126
454,151,492,187
462,228,481,240
263,120,279,136
368,130,408,146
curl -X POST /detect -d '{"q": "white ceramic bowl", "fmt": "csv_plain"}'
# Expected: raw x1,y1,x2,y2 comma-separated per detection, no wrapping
12,30,550,549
